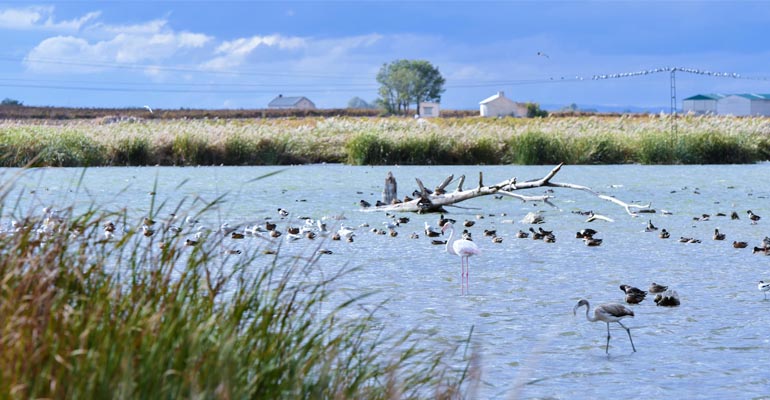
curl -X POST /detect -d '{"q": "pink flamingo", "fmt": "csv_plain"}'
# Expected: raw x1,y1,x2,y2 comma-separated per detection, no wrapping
441,222,481,294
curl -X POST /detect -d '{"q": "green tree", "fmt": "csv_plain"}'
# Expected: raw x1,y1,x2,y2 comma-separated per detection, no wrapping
376,60,445,115
347,96,374,109
525,102,548,118
1,98,23,106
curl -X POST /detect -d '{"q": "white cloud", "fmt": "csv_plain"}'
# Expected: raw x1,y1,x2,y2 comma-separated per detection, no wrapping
25,28,213,73
91,19,168,36
0,6,99,31
201,34,306,71
201,33,383,72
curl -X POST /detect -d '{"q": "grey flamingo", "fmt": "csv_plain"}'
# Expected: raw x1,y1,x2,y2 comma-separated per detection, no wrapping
573,299,637,355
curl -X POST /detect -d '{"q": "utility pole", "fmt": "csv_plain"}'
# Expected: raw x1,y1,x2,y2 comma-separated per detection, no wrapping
670,67,678,137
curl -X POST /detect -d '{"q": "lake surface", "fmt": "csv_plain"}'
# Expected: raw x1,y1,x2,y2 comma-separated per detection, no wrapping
2,163,770,399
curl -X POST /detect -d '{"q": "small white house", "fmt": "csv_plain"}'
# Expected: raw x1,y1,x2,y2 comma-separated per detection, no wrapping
716,94,770,116
479,91,527,117
682,94,724,115
418,102,440,118
268,94,316,110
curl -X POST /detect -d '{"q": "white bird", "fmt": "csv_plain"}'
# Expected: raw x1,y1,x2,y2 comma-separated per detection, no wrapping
441,222,481,295
424,222,441,237
537,51,550,59
143,105,153,113
337,224,355,240
759,281,770,300
383,220,399,230
219,223,237,235
573,299,636,355
316,220,330,237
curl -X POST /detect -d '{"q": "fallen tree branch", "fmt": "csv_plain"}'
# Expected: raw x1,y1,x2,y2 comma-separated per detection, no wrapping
361,163,649,216
545,181,650,216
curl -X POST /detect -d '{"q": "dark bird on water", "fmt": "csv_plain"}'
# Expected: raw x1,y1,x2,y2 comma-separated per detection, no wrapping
620,284,647,296
753,246,770,255
648,282,668,294
758,281,770,299
529,227,544,240
654,290,681,307
620,284,647,304
584,237,603,246
747,210,761,223
645,220,658,232
713,228,726,241
573,299,636,355
576,228,597,239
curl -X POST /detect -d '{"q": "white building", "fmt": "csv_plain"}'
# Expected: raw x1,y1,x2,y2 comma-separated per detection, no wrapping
716,94,770,116
683,93,770,116
268,94,316,110
479,91,527,117
418,102,440,118
682,94,724,115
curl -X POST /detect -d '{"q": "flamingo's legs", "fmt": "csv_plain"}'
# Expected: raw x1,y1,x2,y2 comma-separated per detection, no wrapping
617,321,636,352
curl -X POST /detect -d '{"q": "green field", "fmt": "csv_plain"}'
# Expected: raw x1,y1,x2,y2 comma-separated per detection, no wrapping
1,114,768,166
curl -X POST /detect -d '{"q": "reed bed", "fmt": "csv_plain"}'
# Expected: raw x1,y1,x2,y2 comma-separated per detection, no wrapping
0,187,470,398
1,114,769,166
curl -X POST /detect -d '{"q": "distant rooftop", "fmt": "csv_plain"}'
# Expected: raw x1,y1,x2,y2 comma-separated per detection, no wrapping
682,94,726,101
684,93,770,101
268,95,312,107
731,93,770,100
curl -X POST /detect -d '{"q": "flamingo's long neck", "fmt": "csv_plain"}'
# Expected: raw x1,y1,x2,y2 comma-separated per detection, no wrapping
582,303,598,322
445,225,458,255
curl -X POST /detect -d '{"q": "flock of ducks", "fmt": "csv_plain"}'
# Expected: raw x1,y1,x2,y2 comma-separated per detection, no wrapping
619,282,681,307
86,207,348,255
5,193,769,358
113,201,770,307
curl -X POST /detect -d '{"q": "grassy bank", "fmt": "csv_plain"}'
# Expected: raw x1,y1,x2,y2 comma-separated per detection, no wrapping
1,115,769,166
0,191,470,398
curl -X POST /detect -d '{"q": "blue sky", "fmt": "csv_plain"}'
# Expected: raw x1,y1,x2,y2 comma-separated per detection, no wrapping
1,0,770,111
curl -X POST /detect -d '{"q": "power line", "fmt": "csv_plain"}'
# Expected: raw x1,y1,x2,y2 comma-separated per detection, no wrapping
0,56,377,81
2,62,769,106
588,66,770,82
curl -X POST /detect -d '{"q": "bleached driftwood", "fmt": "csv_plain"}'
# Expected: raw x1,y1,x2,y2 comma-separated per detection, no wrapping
363,163,649,216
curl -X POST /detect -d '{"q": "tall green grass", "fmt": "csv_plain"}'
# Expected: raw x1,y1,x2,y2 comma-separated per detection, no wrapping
2,115,769,166
0,191,470,398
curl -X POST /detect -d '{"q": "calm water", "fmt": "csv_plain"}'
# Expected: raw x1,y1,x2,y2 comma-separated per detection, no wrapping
3,164,770,399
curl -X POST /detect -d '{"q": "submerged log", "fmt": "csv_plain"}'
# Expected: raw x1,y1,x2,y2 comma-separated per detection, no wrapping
363,163,650,216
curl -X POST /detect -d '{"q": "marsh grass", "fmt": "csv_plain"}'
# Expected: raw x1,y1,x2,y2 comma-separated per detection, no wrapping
1,115,769,166
0,184,470,398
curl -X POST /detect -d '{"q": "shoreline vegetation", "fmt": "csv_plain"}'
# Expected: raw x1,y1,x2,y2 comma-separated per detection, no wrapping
0,187,472,398
0,113,769,167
